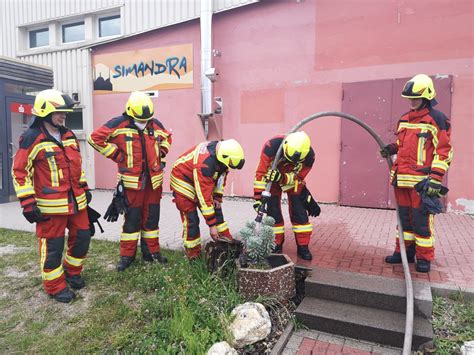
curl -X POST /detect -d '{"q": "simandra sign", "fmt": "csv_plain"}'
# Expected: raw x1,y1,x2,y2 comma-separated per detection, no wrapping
93,43,193,94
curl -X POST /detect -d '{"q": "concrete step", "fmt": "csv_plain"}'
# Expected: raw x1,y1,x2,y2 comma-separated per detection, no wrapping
305,267,432,318
295,297,433,350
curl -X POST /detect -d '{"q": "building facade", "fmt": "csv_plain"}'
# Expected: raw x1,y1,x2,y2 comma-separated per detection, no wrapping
1,0,473,213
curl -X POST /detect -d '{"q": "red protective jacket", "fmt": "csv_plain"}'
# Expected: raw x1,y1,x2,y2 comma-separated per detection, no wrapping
88,115,172,190
170,141,228,226
388,107,453,188
12,125,88,215
254,136,315,199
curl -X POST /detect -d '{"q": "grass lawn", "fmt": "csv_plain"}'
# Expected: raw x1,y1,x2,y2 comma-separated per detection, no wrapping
0,228,244,354
431,293,474,354
2,228,472,354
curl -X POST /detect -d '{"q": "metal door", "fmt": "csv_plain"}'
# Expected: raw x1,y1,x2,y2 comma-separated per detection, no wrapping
0,96,34,203
340,76,453,209
340,79,394,208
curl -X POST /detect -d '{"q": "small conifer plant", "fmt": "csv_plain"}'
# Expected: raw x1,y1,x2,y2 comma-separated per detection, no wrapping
239,216,276,268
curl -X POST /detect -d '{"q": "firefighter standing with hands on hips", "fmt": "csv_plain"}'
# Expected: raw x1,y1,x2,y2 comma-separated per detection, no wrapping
253,131,320,261
170,139,245,260
88,91,172,271
381,74,453,273
12,89,92,303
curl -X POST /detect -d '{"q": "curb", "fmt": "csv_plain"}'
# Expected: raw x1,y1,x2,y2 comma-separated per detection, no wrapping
430,282,474,301
270,322,294,355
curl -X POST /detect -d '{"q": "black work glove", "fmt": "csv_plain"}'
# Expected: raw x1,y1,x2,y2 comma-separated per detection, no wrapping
253,200,266,213
104,202,119,222
23,203,50,224
114,181,129,214
103,181,129,223
264,169,282,182
426,179,442,197
380,144,396,158
85,190,92,204
301,187,321,217
305,194,321,217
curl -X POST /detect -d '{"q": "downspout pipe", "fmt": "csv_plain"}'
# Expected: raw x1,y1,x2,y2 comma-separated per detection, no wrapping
199,0,213,137
255,111,414,354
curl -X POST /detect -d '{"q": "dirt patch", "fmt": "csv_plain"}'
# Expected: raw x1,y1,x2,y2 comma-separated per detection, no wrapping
3,266,31,278
0,245,31,256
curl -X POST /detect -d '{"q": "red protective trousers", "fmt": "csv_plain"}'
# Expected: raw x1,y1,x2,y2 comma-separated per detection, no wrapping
173,193,232,259
36,208,91,295
120,182,162,257
266,192,313,248
393,187,435,261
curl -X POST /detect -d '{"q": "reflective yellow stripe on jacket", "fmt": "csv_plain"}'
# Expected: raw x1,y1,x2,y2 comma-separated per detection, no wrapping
192,143,215,217
36,197,69,214
170,175,196,200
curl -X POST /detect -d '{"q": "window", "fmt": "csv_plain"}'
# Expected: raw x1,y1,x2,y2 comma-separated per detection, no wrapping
99,15,121,37
62,22,85,43
29,28,49,48
65,110,83,130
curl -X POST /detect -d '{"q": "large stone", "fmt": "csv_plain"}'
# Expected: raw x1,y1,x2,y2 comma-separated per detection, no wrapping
462,340,474,355
230,302,272,348
206,341,237,355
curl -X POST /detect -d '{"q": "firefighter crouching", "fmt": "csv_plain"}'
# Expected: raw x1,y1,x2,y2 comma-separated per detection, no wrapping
254,131,319,261
88,91,172,271
381,74,453,273
12,89,92,303
170,139,245,260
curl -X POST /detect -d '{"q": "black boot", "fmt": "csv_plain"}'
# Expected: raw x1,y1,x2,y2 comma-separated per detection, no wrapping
416,259,431,273
65,274,85,289
117,256,135,272
52,287,76,303
297,245,313,260
385,245,415,264
271,244,283,253
143,252,168,264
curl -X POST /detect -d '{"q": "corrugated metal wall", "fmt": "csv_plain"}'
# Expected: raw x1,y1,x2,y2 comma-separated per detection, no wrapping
1,0,258,58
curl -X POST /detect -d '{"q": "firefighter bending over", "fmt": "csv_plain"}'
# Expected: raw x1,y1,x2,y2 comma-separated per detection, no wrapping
170,139,245,260
254,131,319,261
12,89,92,303
88,92,172,271
381,74,453,273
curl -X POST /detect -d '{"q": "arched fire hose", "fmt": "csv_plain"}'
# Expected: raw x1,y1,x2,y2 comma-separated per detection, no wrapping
255,111,414,354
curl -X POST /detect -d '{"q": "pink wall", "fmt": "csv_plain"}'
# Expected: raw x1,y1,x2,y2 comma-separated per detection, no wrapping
92,0,473,212
92,21,203,192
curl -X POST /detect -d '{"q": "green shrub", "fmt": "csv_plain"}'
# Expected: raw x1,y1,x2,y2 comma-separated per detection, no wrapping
239,216,276,267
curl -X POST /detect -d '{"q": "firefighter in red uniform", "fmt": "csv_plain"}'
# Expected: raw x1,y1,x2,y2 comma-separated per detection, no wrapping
88,91,172,271
381,74,453,273
12,89,91,303
170,139,245,259
253,131,316,260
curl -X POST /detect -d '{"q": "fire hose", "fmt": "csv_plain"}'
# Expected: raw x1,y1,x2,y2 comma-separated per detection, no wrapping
255,111,414,354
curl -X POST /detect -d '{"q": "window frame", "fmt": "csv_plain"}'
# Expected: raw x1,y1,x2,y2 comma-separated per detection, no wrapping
29,27,49,48
65,107,84,131
62,21,86,44
98,14,121,38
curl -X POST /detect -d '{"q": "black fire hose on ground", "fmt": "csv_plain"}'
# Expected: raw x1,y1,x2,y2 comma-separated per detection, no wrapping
255,111,414,354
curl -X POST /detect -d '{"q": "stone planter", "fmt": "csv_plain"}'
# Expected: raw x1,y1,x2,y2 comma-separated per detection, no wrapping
236,254,295,303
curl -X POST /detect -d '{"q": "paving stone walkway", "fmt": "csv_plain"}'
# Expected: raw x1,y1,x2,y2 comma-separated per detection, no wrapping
283,330,402,355
1,190,472,290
